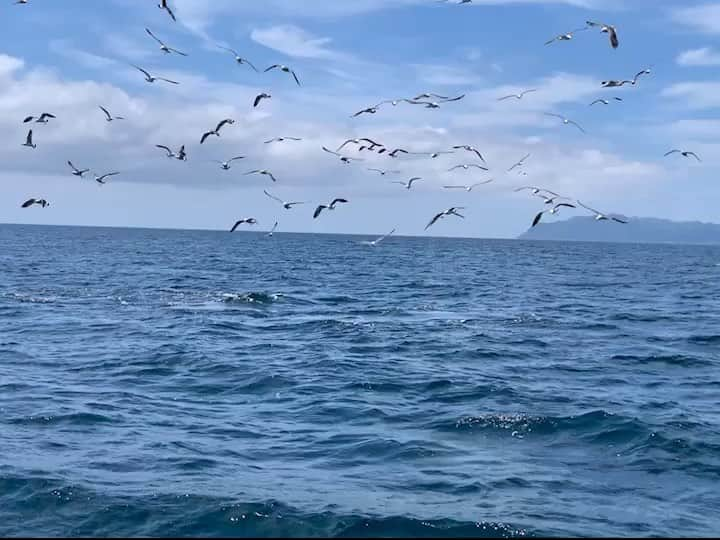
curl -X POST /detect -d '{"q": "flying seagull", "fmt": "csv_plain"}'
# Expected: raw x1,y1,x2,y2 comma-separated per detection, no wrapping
367,168,400,176
15,0,29,5
590,97,623,106
664,149,701,162
254,93,271,108
94,171,119,185
156,144,179,159
404,94,465,108
409,150,455,159
337,138,383,152
313,198,348,219
22,129,36,148
577,201,628,223
531,202,577,227
267,221,278,237
264,190,306,209
392,177,422,189
545,27,589,45
265,64,301,86
244,169,277,182
264,137,302,144
217,46,258,71
322,146,363,163
586,20,619,49
411,92,451,100
21,198,49,208
23,112,56,124
158,0,176,22
362,228,396,246
132,64,179,85
601,79,632,88
212,156,245,170
176,145,187,161
632,68,652,85
515,186,558,197
442,180,494,191
68,160,90,177
507,153,531,172
200,118,234,144
452,145,486,163
99,106,124,122
498,89,537,101
448,163,489,172
230,218,258,232
145,28,187,56
544,112,586,133
388,148,410,158
425,207,465,231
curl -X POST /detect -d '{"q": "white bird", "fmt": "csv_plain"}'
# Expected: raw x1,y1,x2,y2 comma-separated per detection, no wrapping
99,106,124,122
392,177,422,189
145,28,187,56
156,144,179,159
507,153,531,172
447,163,489,172
68,161,90,177
217,46,258,71
632,68,652,85
532,203,577,227
664,149,701,162
590,97,623,106
442,180,494,191
367,168,401,176
264,64,300,86
337,138,383,152
22,198,50,208
498,89,537,101
23,112,56,124
586,20,619,49
254,93,271,108
158,0,176,22
362,228,396,246
515,186,558,197
577,201,628,223
544,112,586,133
322,146,363,163
132,65,179,85
94,171,119,185
545,27,589,45
212,156,245,170
230,218,258,232
425,207,465,231
244,169,277,182
451,145,486,163
200,118,234,144
264,190,306,209
267,222,278,237
22,129,36,148
264,137,302,144
313,198,348,219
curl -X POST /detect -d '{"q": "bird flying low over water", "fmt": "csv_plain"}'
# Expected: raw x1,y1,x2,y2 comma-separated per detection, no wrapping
532,203,576,227
267,221,278,237
158,0,176,21
145,28,187,56
586,20,619,49
132,64,179,85
264,190,306,209
230,218,258,232
23,112,56,124
265,64,301,86
577,201,628,223
664,149,701,162
99,106,124,122
217,45,258,71
361,228,396,246
201,118,234,144
313,198,348,219
21,198,49,208
425,207,466,231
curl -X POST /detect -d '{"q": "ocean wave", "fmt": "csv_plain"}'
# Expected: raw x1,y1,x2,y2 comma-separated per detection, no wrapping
611,353,712,368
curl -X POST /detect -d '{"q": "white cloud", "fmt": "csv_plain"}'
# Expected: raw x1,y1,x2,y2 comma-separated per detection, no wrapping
662,81,720,109
250,25,345,60
672,3,720,34
677,47,720,66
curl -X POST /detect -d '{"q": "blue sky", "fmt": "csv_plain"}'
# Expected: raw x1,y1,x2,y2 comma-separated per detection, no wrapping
0,0,718,237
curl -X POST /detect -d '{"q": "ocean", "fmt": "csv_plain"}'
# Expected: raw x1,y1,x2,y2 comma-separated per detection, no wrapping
1,223,719,537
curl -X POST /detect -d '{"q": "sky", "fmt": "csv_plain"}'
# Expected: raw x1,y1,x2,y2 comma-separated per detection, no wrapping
0,0,718,238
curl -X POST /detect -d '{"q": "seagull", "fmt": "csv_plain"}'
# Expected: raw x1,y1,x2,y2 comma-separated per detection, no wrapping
409,150,455,159
498,89,537,101
601,79,633,88
132,65,179,85
404,94,465,108
313,198,348,219
21,198,49,208
515,186,558,197
230,218,258,232
200,118,234,144
590,97,623,106
412,92,449,100
145,28,187,56
451,145,486,163
22,129,36,148
23,112,56,124
94,171,120,185
392,177,422,189
351,100,399,117
544,112,586,133
442,180,494,191
388,148,410,158
367,168,401,176
264,190,306,209
531,203,577,227
267,222,278,237
507,153,531,171
577,201,628,223
217,46,258,71
264,137,302,144
362,228,396,246
545,27,589,45
68,161,90,177
264,64,301,86
586,20,619,49
244,169,277,182
448,163,489,172
322,146,363,163
15,0,30,4
337,138,382,152
158,0,176,22
212,156,245,170
664,149,701,162
156,144,179,159
632,68,652,85
254,93,271,107
99,106,124,122
176,145,187,161
425,207,465,231
537,193,572,205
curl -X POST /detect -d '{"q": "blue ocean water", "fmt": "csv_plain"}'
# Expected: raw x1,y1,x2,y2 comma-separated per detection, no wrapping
1,223,720,537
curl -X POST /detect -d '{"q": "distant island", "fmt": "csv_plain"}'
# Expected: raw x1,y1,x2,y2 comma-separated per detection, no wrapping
518,216,720,245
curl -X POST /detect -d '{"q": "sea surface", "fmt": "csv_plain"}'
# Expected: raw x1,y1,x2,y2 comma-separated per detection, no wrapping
1,223,720,537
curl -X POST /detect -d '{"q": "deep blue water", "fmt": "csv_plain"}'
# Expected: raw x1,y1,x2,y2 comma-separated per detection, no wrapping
1,224,720,537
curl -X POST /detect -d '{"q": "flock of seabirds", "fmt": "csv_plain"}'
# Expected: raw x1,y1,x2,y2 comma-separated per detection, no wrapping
13,0,703,241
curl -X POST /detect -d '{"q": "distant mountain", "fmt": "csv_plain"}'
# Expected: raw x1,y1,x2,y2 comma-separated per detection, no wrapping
518,216,720,244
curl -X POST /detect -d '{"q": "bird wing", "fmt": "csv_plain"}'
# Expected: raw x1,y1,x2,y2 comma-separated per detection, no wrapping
267,172,277,182
26,130,33,144
157,77,179,84
163,3,177,21
218,45,239,56
155,144,172,154
664,149,681,156
589,99,604,106
67,160,77,171
497,95,516,101
473,179,494,186
230,220,243,232
359,137,380,146
544,112,565,120
23,115,34,123
544,36,559,45
336,140,354,152
425,212,444,230
322,146,341,157
269,222,278,233
612,217,628,224
290,69,301,86
133,65,152,78
441,94,465,102
532,211,545,228
554,203,576,210
522,89,538,97
471,164,489,170
40,113,56,120
200,131,213,144
264,64,280,72
568,120,586,133
243,58,259,72
686,152,702,162
168,47,188,56
215,119,233,132
331,198,348,206
145,28,164,46
608,26,619,48
98,172,120,181
577,200,602,215
263,190,284,204
99,106,112,120
443,185,467,189
229,156,245,163
253,94,263,107
313,205,326,219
